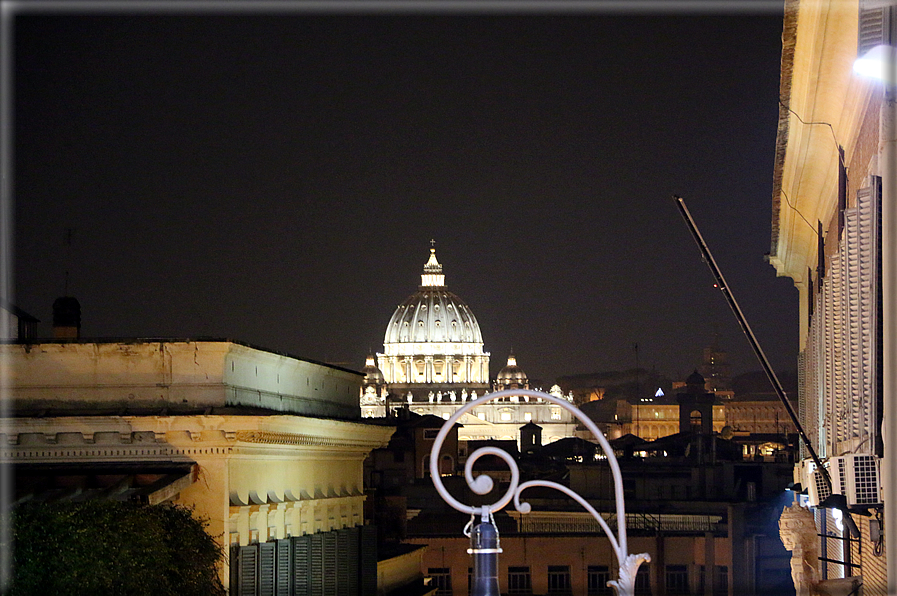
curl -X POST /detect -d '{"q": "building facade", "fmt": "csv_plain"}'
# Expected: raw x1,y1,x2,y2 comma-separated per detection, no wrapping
768,0,892,592
3,340,394,594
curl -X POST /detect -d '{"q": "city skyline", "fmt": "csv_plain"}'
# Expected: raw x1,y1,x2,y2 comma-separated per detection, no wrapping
11,3,798,384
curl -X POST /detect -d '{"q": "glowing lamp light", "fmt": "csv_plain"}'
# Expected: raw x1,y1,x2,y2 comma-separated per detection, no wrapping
853,44,897,85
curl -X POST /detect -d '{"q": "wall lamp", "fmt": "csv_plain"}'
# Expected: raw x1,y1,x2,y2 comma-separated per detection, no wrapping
428,388,650,596
853,43,896,85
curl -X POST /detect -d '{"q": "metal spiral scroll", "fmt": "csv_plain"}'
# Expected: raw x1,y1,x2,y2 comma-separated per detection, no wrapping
428,388,650,596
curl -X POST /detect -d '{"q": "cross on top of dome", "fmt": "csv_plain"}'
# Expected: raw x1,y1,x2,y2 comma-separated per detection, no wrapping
421,241,445,287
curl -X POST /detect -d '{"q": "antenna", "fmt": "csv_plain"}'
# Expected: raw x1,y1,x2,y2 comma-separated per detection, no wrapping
63,227,74,294
673,195,859,537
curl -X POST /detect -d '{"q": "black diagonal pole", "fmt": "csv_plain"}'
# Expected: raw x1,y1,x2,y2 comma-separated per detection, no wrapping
673,195,859,537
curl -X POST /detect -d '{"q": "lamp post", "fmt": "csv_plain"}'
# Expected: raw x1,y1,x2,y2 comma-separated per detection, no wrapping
467,507,501,596
428,388,650,596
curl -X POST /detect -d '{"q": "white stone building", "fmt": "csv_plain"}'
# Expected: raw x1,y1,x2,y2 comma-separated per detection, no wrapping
3,339,394,594
361,246,577,447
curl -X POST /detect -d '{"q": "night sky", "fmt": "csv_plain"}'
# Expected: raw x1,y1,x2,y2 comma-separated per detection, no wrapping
11,2,798,386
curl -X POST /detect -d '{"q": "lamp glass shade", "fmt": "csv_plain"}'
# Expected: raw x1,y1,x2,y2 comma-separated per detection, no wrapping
853,44,897,85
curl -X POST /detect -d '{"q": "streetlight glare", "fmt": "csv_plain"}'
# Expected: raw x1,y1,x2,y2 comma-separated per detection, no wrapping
853,44,897,84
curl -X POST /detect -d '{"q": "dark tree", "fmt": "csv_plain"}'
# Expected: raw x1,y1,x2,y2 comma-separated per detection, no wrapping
8,500,224,596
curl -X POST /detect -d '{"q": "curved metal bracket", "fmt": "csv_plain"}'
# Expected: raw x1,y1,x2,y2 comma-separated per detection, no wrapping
428,388,650,596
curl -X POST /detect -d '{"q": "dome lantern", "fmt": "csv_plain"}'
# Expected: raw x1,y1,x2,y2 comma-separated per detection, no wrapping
421,241,445,287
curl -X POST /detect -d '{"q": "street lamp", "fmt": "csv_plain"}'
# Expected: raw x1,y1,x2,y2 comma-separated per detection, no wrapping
467,508,501,596
428,388,650,596
853,43,896,84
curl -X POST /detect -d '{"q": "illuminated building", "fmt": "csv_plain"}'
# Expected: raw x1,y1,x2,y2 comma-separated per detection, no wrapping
403,379,797,596
768,0,891,592
700,337,733,399
2,339,394,594
377,244,491,396
361,245,577,447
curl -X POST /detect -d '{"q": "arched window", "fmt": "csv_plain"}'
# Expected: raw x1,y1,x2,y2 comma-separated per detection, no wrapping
690,410,702,433
440,455,453,475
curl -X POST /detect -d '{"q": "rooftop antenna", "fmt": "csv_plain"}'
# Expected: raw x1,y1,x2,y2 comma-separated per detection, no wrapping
63,227,73,294
673,194,859,537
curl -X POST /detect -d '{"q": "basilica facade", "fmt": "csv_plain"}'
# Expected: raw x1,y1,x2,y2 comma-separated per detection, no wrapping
361,245,577,446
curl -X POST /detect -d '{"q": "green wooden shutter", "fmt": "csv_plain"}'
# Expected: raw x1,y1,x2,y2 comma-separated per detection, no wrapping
260,542,276,596
240,544,259,596
276,538,292,596
323,532,338,596
310,533,324,596
292,535,311,596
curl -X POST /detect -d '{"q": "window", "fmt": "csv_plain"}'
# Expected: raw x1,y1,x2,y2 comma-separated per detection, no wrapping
635,564,651,595
690,410,702,433
524,412,532,421
547,565,572,594
501,412,512,421
551,408,562,420
587,566,612,596
665,565,689,595
714,566,728,596
508,566,532,594
428,567,452,596
423,429,439,440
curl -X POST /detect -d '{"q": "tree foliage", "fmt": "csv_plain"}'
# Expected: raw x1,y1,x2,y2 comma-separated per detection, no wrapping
8,500,224,596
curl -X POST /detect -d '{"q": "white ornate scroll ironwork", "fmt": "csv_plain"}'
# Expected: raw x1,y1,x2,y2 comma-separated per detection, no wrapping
428,388,650,596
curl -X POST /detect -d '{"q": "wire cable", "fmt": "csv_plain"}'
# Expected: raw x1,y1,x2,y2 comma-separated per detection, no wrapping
780,188,819,235
779,98,847,170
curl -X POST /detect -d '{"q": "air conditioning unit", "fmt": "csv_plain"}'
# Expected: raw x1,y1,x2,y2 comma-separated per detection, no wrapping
793,458,814,488
805,460,841,508
829,454,882,507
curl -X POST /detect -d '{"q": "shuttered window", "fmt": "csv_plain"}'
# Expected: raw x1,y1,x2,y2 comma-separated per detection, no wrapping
858,0,894,56
259,542,276,596
323,532,338,595
800,177,881,458
276,539,291,596
293,535,311,596
310,533,324,596
233,526,372,596
240,544,259,596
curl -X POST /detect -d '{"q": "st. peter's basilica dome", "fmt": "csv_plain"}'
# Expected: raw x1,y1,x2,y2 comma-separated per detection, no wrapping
377,245,491,388
383,246,484,345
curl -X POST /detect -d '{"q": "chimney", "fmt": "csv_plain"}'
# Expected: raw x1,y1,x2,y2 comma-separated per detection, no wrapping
52,296,81,339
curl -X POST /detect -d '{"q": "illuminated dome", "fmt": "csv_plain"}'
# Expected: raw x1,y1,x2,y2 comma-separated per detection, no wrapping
361,354,385,385
384,247,484,345
496,353,528,387
377,244,490,387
